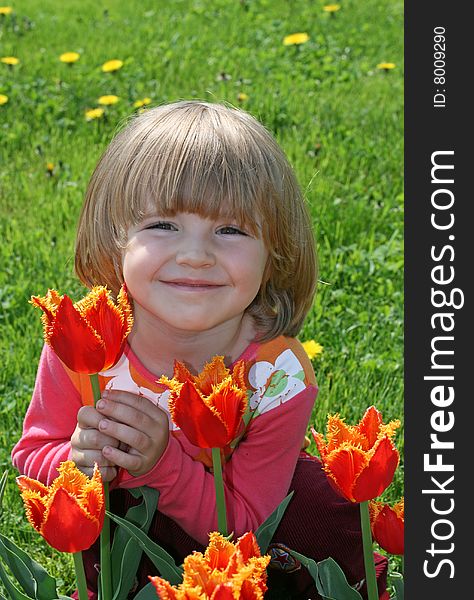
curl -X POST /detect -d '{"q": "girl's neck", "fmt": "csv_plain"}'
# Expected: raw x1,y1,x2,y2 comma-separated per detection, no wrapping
126,312,257,378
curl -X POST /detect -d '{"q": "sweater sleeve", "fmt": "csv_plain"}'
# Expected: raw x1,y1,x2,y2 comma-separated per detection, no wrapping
116,384,317,545
11,344,81,484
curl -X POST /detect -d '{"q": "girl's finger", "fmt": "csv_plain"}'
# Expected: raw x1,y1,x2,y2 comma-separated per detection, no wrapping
102,445,144,475
75,426,119,450
99,390,166,421
71,448,116,469
98,418,150,453
77,405,102,428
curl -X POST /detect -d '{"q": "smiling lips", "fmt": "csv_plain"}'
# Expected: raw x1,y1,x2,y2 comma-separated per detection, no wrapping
162,279,224,290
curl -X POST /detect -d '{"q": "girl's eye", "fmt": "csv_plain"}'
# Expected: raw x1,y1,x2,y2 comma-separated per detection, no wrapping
217,226,247,236
146,221,177,231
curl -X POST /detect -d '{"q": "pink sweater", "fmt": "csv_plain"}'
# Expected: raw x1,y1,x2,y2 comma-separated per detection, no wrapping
11,336,317,545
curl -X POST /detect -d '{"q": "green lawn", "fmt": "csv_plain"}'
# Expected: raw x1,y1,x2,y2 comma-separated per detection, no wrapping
1,0,403,595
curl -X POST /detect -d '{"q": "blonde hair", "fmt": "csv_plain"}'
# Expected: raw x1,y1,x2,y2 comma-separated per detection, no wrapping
75,100,317,340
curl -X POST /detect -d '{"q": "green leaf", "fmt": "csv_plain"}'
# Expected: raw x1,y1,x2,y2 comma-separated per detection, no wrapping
0,471,8,515
316,557,364,600
110,486,160,600
106,511,183,586
0,533,58,599
0,559,34,600
132,582,157,599
287,549,320,584
255,491,294,554
389,572,404,600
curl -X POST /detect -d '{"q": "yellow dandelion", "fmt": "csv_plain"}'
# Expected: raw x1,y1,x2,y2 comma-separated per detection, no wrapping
0,6,13,15
133,97,152,108
323,4,341,12
1,56,20,66
237,92,249,102
85,107,105,121
59,52,80,64
0,94,8,105
377,62,396,71
46,162,55,176
98,95,119,105
283,32,310,46
302,340,324,360
101,59,123,73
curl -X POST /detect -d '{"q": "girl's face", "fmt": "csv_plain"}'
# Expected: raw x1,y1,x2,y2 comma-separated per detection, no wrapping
122,211,268,335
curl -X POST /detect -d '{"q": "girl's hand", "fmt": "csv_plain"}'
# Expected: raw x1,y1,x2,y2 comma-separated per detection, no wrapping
96,389,169,477
71,405,120,482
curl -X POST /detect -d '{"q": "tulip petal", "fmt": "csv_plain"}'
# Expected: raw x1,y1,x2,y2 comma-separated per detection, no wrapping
82,464,105,519
193,355,230,396
240,579,264,599
231,559,269,598
30,289,62,322
310,427,329,460
41,487,101,553
183,552,213,590
208,379,247,442
372,504,404,555
326,414,365,452
211,584,234,600
324,444,368,501
205,532,235,570
149,576,181,600
16,475,49,497
49,296,107,373
53,459,91,495
117,285,134,331
170,380,229,448
235,531,261,562
357,406,383,448
226,533,262,579
171,360,194,385
77,287,127,369
231,360,247,390
352,436,399,502
18,490,47,531
78,290,122,344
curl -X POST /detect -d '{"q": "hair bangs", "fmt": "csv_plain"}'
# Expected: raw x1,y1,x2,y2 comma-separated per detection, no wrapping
116,105,273,237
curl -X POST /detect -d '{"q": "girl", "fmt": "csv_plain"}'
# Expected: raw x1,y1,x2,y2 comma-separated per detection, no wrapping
12,101,387,599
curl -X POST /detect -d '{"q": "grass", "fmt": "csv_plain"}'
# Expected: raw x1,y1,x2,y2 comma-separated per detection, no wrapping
1,0,403,596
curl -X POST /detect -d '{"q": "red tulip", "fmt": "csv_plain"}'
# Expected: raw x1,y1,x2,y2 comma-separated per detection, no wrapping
17,461,104,553
150,531,270,599
311,406,400,502
370,498,404,555
159,356,248,449
30,284,133,373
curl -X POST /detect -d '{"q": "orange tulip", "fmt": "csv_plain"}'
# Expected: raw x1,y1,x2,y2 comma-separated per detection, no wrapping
30,284,133,374
159,356,248,449
311,406,400,502
17,460,104,553
150,531,270,599
370,498,404,555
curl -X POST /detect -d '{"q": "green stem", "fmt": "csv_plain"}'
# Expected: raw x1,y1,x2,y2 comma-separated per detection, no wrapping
89,373,112,600
211,447,228,536
360,500,379,600
99,482,112,599
89,372,101,406
72,552,89,600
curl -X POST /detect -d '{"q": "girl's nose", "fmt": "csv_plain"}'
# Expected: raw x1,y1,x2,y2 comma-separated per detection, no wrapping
175,239,216,268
